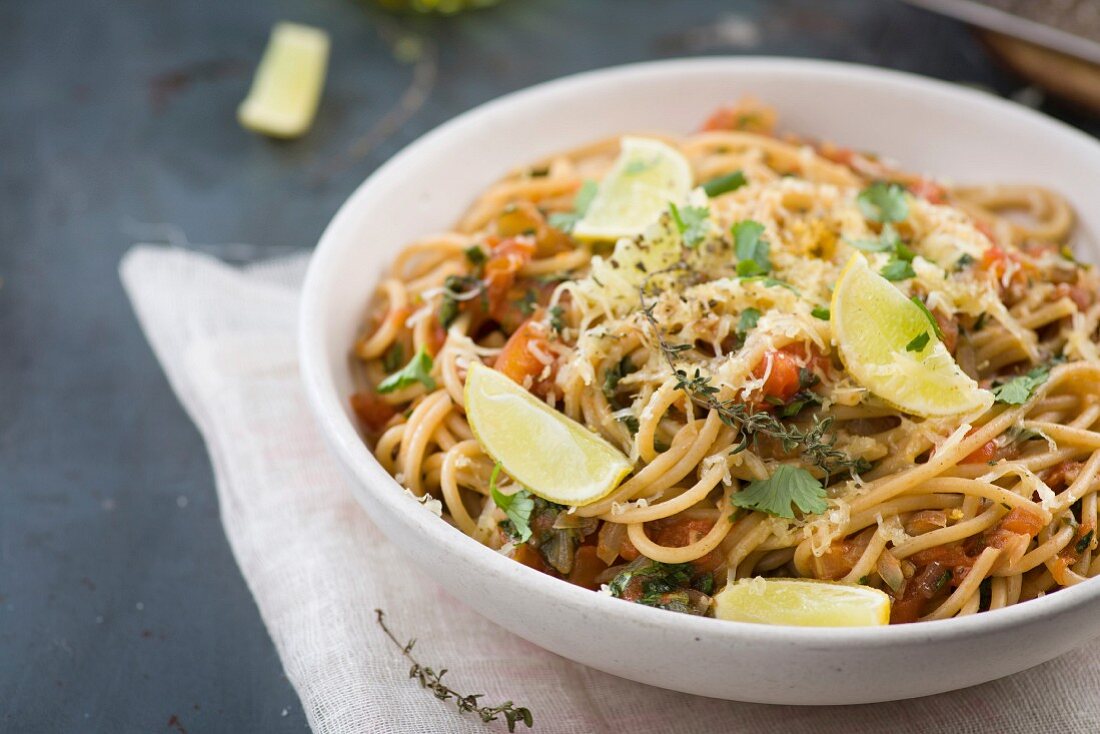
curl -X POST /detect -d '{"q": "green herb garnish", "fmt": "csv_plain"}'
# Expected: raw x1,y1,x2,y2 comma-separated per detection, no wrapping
906,331,930,352
382,342,405,373
857,181,909,223
701,170,747,198
548,304,564,334
737,307,761,338
733,220,770,277
992,364,1053,405
909,296,944,340
377,347,436,393
489,463,534,543
731,465,828,519
811,306,831,321
547,180,597,232
669,202,710,248
374,609,533,732
881,259,916,281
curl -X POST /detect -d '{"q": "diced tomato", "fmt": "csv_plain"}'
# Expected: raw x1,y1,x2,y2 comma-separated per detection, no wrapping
493,316,556,395
427,315,447,356
495,200,573,257
909,542,973,571
618,535,640,562
750,344,826,408
510,543,552,574
567,545,607,590
889,562,951,624
1053,282,1094,311
907,177,948,205
350,391,397,434
814,533,872,580
699,100,775,134
650,517,722,573
981,246,1032,289
1044,460,1083,490
997,508,1045,537
483,237,536,322
961,438,997,465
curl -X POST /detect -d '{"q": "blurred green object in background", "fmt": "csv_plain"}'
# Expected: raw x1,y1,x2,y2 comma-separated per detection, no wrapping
375,0,500,14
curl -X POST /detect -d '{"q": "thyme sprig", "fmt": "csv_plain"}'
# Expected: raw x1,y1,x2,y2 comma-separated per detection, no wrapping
638,292,869,480
374,609,534,731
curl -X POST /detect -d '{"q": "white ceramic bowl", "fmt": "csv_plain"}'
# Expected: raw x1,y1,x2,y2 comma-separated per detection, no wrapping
300,58,1100,705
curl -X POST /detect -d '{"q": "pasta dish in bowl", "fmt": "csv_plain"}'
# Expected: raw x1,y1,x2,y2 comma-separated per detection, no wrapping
299,58,1100,703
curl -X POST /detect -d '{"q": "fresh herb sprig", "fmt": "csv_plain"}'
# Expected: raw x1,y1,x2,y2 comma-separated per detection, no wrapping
638,297,869,479
374,609,534,732
378,347,436,393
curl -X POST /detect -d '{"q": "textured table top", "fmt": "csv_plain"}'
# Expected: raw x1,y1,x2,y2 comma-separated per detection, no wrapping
3,1,1099,731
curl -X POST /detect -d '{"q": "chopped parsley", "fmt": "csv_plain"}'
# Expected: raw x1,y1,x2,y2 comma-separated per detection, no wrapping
517,289,538,317
464,245,487,268
489,463,534,543
849,222,902,253
547,180,598,232
607,559,710,614
910,297,944,340
906,331,930,352
377,347,436,393
603,355,638,403
732,220,770,276
439,274,483,328
617,414,640,435
811,306,831,321
1076,529,1095,555
857,181,909,223
730,464,827,519
382,342,405,373
881,258,916,281
737,307,761,338
955,252,975,270
992,363,1053,405
701,170,747,198
669,202,710,248
548,304,565,334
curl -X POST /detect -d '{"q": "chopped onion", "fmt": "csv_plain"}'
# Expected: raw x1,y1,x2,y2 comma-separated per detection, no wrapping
596,522,627,565
877,549,905,593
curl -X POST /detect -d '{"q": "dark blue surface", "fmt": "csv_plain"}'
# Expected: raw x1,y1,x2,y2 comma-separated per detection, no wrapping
3,1,1098,731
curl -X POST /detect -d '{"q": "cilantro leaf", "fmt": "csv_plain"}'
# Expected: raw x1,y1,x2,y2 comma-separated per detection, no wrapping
489,463,534,543
857,182,909,223
740,276,799,294
669,202,710,248
811,306,831,321
849,223,901,253
549,304,565,334
733,220,771,276
382,342,404,373
730,464,827,519
906,331,930,352
464,245,487,268
377,347,437,393
992,364,1052,405
909,296,944,340
737,307,761,337
881,259,916,281
547,180,598,232
701,170,747,197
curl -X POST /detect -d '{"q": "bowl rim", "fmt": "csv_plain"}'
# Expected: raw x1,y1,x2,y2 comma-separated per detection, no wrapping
299,56,1100,647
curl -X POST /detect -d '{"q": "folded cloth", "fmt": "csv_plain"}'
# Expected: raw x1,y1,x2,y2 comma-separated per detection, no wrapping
121,245,1100,734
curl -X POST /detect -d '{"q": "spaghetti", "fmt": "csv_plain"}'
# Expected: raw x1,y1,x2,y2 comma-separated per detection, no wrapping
350,101,1099,624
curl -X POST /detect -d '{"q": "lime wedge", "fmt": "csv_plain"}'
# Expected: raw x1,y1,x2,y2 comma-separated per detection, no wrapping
831,254,992,417
464,362,632,506
715,578,891,627
572,137,693,242
238,22,330,139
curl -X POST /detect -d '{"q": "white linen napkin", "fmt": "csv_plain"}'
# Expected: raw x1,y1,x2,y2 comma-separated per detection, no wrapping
120,244,1100,734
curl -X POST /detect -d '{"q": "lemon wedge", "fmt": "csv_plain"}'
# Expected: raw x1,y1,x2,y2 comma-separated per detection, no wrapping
238,22,330,139
464,362,632,506
831,254,993,417
715,578,891,627
572,137,693,241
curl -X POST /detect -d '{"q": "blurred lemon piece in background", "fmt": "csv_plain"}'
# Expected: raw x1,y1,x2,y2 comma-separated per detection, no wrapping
238,23,330,139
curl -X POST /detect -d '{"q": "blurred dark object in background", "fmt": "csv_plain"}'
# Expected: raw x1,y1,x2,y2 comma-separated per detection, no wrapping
375,0,500,14
904,0,1100,114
